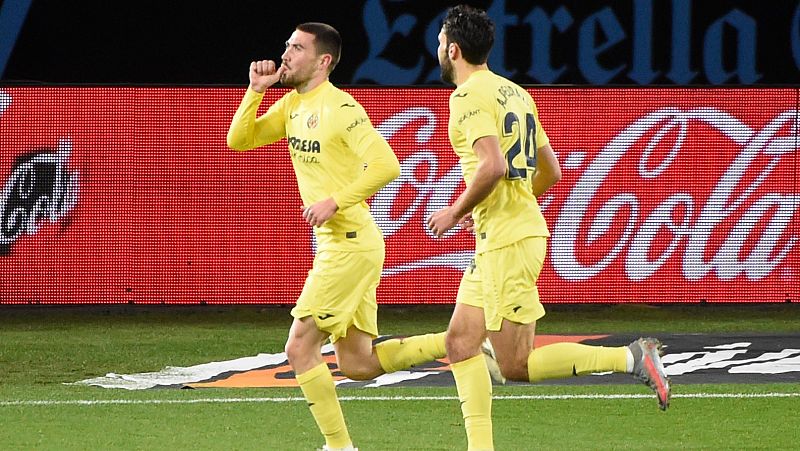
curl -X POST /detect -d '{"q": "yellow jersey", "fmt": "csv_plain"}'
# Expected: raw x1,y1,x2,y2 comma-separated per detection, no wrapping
448,70,550,254
227,81,400,251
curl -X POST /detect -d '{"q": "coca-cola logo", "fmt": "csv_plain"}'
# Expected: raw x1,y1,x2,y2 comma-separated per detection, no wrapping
0,139,79,255
551,108,798,282
371,106,799,282
373,108,473,276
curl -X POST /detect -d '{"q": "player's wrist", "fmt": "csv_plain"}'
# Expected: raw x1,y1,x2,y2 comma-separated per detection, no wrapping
249,84,267,94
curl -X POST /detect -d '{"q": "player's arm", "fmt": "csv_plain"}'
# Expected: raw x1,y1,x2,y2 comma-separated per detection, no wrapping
530,143,561,197
427,135,505,237
303,113,401,228
331,129,401,209
226,60,287,151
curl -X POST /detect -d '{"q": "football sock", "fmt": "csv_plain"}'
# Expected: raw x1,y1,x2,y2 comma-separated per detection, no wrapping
374,332,447,373
527,343,628,383
451,354,494,451
296,362,352,449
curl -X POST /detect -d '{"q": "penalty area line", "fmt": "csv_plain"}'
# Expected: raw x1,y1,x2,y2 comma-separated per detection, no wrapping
1,392,799,407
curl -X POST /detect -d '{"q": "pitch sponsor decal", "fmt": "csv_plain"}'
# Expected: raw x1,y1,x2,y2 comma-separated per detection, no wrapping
70,334,800,390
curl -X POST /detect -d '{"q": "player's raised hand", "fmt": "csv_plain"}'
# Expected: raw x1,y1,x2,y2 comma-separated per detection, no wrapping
249,60,286,93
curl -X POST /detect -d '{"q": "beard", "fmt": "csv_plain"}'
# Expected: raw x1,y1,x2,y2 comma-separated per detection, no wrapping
439,56,455,84
280,64,313,88
280,70,299,88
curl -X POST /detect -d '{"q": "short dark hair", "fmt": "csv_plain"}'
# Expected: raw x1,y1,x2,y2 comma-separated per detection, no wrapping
442,5,495,65
296,22,342,72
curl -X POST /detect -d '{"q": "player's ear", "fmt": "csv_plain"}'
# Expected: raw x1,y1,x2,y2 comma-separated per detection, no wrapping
448,42,459,61
319,54,333,71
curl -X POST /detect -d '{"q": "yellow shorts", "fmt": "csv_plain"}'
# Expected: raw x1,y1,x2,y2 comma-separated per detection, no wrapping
456,236,547,331
290,247,383,343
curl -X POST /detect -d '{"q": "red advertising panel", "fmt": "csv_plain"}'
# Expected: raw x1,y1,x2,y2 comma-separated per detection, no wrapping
0,87,797,304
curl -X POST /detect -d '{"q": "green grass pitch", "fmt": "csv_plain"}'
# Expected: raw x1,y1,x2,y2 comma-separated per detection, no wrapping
1,304,798,450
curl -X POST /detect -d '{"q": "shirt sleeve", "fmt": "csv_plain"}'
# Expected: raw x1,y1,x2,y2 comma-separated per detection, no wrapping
330,103,401,209
226,87,287,151
450,88,497,148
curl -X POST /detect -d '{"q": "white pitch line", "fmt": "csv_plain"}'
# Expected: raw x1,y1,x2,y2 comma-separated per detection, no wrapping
1,392,799,407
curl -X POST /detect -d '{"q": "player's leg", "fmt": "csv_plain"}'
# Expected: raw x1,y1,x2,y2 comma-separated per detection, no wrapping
285,315,329,374
285,315,353,450
330,246,446,380
487,319,669,409
482,237,670,409
289,249,366,450
488,318,628,382
335,326,447,380
447,261,493,451
482,237,628,382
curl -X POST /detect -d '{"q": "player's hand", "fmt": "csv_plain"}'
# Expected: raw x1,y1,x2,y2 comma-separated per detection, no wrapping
302,197,339,227
458,212,475,234
427,207,459,238
249,60,286,93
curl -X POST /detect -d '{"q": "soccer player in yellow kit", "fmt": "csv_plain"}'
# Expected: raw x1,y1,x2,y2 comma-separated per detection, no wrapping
227,22,446,451
426,6,671,450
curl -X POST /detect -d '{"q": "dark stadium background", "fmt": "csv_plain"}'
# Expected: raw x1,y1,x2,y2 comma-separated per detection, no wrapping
2,0,799,86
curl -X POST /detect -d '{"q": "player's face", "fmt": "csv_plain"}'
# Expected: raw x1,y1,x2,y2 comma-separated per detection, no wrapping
437,28,455,84
280,30,322,87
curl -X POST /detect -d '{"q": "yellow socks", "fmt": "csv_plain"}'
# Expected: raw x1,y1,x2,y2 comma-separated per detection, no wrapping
451,354,494,451
374,332,447,373
296,363,352,449
527,343,628,383
294,333,447,448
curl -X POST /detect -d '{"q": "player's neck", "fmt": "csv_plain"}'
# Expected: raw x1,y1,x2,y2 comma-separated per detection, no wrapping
295,74,329,94
454,63,489,86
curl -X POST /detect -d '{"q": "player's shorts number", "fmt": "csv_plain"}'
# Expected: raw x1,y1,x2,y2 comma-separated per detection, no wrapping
503,112,537,179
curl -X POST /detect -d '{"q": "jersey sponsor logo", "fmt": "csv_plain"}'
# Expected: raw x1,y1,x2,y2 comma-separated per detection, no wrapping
346,116,369,132
287,136,321,154
457,108,480,126
292,154,319,164
306,113,319,129
288,135,321,164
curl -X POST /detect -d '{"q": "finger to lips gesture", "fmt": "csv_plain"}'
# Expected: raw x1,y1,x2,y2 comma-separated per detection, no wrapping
249,60,286,93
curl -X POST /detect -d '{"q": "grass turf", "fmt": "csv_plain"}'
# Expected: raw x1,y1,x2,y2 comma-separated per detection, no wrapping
1,304,798,449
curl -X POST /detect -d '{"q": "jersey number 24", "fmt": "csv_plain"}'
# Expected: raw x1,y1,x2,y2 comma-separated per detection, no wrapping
502,111,537,180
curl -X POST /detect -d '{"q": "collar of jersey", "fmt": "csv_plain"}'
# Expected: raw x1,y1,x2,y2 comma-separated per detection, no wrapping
464,69,492,85
295,80,332,99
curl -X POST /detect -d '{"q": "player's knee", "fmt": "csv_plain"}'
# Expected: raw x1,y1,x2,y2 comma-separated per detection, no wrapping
498,358,528,382
338,365,371,381
337,358,374,380
284,337,307,366
445,329,482,363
